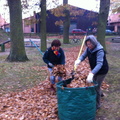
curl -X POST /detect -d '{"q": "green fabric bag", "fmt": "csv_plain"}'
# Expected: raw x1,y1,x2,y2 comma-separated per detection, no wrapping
56,78,97,120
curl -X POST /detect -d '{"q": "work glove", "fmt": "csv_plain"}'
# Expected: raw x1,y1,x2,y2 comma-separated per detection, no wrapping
48,63,54,68
86,72,94,83
74,59,81,66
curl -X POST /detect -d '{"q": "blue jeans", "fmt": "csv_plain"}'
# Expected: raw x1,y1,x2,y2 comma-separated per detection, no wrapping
48,68,62,84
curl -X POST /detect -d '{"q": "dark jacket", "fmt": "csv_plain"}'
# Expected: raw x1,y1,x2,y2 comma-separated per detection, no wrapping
43,47,65,68
87,48,109,75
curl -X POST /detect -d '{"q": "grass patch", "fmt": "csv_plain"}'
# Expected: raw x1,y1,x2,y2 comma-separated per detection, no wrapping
0,29,9,42
0,47,47,95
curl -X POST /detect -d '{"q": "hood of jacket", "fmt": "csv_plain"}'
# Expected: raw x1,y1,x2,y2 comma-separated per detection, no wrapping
85,35,103,53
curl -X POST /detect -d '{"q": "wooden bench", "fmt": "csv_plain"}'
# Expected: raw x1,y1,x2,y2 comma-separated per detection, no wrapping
0,40,10,52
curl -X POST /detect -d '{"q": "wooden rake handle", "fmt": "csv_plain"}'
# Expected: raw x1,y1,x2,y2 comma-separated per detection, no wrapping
74,35,87,71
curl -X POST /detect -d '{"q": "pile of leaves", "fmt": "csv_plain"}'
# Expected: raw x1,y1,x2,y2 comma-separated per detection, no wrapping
52,62,94,88
52,65,67,77
0,79,58,119
0,46,109,119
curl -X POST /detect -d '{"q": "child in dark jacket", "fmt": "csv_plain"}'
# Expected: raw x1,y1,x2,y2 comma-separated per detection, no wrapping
43,39,65,91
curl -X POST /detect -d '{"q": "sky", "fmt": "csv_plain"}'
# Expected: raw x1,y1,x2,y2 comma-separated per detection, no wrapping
67,0,99,12
0,0,100,23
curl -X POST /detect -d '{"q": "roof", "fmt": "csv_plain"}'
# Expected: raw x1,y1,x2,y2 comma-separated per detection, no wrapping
109,13,120,23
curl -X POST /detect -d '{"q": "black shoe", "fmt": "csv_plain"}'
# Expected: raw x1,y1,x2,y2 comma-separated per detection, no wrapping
101,93,104,97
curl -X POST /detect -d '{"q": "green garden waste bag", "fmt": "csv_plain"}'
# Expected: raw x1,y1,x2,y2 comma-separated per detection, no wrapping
56,78,97,120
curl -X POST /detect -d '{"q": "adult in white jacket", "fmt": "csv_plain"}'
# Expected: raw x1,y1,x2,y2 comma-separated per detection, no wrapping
75,35,109,109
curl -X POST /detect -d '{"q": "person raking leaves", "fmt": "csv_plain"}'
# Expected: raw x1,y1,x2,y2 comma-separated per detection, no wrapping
74,35,109,110
43,39,65,91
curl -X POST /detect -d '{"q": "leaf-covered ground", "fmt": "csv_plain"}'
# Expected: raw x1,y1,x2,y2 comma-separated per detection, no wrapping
0,36,120,120
0,46,92,119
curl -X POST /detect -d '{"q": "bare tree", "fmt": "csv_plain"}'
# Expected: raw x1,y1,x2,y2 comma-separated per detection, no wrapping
40,0,47,52
6,0,29,62
63,0,70,44
97,0,110,51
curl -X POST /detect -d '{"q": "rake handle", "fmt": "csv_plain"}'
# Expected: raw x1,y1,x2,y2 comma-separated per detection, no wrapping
74,35,87,71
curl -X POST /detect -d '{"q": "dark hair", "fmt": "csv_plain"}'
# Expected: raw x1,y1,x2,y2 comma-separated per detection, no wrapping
51,39,61,47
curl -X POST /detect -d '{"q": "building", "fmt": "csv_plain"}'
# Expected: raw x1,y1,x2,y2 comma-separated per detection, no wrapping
108,13,120,34
2,5,99,34
34,5,98,34
0,14,7,30
23,16,36,33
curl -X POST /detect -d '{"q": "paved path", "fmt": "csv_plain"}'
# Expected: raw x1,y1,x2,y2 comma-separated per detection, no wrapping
111,36,120,43
24,38,40,42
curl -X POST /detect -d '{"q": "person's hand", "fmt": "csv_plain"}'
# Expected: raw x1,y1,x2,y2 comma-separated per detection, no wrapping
74,59,81,66
86,72,94,83
48,63,54,68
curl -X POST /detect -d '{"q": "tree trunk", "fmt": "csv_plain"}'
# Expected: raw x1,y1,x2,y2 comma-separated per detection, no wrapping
97,0,110,51
6,0,29,62
63,0,70,44
40,0,47,52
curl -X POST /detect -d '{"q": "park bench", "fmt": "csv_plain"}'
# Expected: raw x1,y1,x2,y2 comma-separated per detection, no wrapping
0,40,10,52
